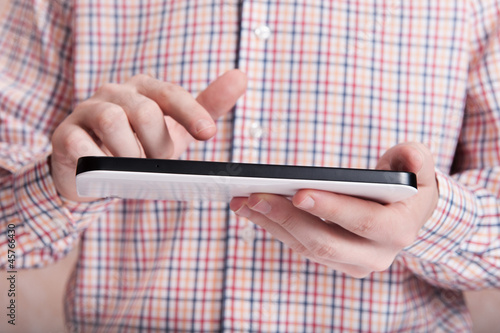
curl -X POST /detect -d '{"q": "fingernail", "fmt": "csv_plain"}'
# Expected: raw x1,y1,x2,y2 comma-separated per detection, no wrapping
250,199,272,214
234,205,251,218
195,119,215,134
296,196,315,209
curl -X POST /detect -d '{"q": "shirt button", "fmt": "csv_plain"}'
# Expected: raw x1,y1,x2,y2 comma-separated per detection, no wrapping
249,122,264,139
241,224,256,243
253,24,271,40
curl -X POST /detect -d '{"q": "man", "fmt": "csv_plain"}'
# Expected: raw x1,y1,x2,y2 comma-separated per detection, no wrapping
1,0,499,331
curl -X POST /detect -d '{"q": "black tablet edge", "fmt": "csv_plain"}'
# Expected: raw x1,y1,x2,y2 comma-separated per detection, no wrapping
76,156,417,189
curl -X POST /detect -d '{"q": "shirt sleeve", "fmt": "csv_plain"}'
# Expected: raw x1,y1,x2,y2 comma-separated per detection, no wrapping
400,0,500,290
0,0,109,269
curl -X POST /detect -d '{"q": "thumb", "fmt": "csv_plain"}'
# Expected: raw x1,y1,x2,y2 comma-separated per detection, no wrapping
196,69,248,120
376,142,435,186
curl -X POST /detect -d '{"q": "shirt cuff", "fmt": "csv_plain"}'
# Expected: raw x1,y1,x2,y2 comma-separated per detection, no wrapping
13,154,112,248
402,168,480,263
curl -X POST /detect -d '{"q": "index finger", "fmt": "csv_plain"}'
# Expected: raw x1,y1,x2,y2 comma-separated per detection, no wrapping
130,75,216,140
131,70,247,141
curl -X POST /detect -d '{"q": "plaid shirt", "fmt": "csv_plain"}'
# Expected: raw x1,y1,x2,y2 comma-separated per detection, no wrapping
1,0,500,332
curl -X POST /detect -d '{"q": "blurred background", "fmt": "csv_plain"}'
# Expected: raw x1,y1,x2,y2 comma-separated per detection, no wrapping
1,245,499,332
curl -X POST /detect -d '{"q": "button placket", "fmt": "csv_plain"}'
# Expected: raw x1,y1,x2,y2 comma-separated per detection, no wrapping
223,2,275,330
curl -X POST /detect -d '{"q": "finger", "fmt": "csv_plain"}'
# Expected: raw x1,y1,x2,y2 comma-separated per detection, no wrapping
230,197,302,245
375,142,438,222
376,142,435,186
195,69,248,119
52,123,107,164
131,69,247,141
291,189,399,243
239,194,379,264
230,196,391,276
99,95,174,159
75,101,143,158
129,76,216,140
51,123,107,199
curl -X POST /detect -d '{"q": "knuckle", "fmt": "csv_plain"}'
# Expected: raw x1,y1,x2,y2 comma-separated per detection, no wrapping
96,104,127,134
73,101,91,114
352,216,378,236
130,73,153,83
289,242,308,256
276,212,295,229
322,206,341,223
127,73,154,89
62,131,90,157
62,130,81,151
157,82,182,101
131,99,160,126
97,82,122,96
310,241,338,260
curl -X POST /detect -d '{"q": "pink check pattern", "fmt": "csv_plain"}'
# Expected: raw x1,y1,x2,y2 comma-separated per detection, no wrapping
1,1,500,332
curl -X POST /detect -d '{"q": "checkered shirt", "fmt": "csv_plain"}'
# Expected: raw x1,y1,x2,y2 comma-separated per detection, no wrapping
1,0,500,332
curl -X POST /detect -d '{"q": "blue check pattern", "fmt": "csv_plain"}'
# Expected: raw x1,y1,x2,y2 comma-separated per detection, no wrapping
1,1,500,332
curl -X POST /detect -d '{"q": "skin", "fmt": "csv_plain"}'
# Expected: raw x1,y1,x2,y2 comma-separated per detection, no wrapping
230,142,439,278
50,69,248,202
50,69,438,277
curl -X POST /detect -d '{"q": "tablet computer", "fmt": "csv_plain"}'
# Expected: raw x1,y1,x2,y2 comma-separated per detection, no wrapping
75,156,417,203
